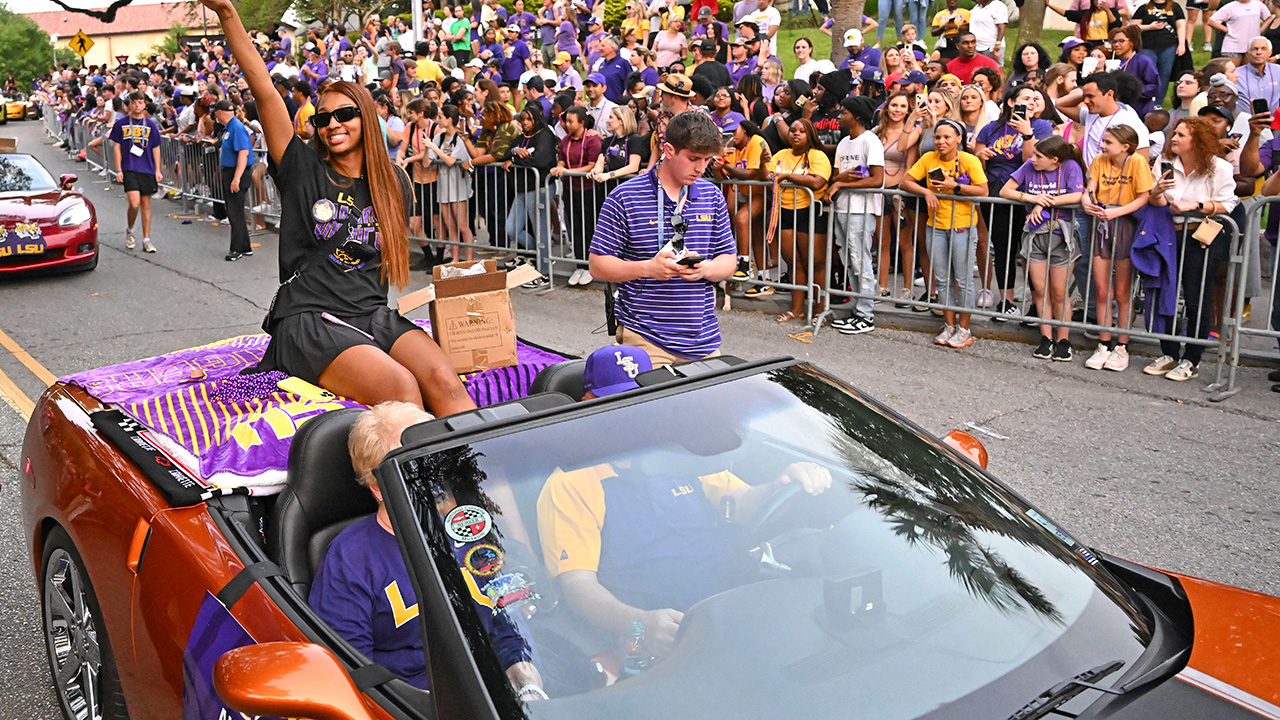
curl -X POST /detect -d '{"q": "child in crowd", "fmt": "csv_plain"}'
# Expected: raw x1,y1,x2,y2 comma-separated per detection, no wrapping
1145,109,1170,160
998,136,1085,361
1081,125,1153,371
901,119,989,349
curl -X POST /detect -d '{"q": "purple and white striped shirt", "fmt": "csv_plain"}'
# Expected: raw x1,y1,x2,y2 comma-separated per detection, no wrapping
590,169,735,358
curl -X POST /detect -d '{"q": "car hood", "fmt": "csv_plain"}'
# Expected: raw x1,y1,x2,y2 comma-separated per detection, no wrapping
0,191,76,222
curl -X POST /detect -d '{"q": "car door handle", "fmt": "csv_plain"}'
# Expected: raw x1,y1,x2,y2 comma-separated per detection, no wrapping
126,518,152,574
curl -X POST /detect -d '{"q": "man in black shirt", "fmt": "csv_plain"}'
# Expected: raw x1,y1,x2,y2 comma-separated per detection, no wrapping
689,39,733,92
272,75,299,120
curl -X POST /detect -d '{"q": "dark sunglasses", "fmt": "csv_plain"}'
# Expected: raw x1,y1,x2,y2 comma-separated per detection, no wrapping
310,105,361,127
669,213,689,251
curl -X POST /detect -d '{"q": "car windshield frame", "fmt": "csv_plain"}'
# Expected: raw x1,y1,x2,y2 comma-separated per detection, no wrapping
375,359,1157,720
0,154,58,193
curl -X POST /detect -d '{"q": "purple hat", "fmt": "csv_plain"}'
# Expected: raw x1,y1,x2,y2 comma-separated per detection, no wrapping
896,69,928,85
583,345,652,397
719,111,745,133
1060,37,1087,51
584,72,608,85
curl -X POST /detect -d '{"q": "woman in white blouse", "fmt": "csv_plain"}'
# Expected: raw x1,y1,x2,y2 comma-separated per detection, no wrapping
1143,116,1239,382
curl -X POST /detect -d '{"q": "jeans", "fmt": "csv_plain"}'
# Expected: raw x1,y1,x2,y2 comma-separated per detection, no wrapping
506,187,550,273
907,0,930,37
834,211,878,319
1158,227,1229,366
878,0,905,43
1074,214,1097,321
1139,46,1177,106
795,0,829,14
930,225,976,309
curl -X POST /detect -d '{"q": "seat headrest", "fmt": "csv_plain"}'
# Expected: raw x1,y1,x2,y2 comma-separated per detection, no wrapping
267,407,378,597
530,359,587,400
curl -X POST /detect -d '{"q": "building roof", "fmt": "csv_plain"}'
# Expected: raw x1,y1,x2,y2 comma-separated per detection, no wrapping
26,2,199,37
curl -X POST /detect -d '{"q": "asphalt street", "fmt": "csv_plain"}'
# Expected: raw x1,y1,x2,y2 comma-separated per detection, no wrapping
0,119,1278,718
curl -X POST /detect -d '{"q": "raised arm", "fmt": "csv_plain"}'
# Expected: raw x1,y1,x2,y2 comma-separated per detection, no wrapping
199,0,292,165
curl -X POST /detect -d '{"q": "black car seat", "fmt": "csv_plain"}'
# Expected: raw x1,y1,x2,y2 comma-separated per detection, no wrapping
266,407,377,598
529,359,587,400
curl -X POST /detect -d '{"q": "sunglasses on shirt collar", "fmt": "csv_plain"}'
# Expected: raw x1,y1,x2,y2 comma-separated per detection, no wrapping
310,105,362,127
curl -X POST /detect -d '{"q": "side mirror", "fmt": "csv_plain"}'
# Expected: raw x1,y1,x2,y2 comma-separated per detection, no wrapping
214,642,376,720
943,429,988,469
59,174,77,190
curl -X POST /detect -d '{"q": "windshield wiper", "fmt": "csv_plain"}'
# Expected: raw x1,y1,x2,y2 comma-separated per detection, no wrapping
1005,660,1125,720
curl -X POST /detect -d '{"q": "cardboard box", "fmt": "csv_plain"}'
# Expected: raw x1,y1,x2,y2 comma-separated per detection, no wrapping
0,138,16,153
425,260,541,374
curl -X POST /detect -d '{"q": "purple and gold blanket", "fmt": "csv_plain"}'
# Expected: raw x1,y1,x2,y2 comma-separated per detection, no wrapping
60,321,568,484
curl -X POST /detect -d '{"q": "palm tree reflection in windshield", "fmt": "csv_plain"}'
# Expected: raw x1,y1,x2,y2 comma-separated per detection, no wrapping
767,366,1147,631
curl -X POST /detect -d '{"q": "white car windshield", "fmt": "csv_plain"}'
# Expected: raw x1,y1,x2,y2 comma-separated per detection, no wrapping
395,366,1153,719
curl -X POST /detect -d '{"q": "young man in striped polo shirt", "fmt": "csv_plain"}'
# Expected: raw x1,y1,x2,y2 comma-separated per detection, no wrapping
589,111,738,366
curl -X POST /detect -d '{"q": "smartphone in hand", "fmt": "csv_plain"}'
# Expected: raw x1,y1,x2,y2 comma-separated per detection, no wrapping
676,253,704,267
1253,97,1269,117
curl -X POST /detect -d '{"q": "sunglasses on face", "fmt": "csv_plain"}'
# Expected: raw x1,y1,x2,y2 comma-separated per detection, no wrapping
311,105,362,127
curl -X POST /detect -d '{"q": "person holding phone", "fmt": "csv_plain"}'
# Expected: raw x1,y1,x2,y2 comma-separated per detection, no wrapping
901,119,989,349
1237,37,1280,118
589,111,737,367
1144,117,1239,382
193,0,476,417
769,118,833,326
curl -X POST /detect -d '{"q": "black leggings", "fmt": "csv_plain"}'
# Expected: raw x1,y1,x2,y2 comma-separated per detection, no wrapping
1159,227,1229,366
564,183,600,261
986,200,1028,292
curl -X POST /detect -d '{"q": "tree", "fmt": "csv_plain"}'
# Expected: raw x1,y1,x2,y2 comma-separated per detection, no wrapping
0,3,64,86
603,0,626,31
238,0,296,33
1015,0,1043,52
295,0,407,31
830,0,865,63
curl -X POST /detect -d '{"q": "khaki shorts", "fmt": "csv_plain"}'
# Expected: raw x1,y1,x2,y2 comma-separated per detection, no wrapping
616,326,722,368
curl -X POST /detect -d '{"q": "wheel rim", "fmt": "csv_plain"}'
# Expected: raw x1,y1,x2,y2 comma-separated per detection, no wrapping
44,548,103,720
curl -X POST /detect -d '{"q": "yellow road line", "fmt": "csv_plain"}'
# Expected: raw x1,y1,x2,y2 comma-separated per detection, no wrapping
0,365,34,421
0,328,57,386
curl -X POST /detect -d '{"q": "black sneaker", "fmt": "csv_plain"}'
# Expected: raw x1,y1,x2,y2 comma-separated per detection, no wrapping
731,256,752,282
243,249,253,256
838,315,875,335
1052,338,1073,362
224,252,243,261
929,293,943,316
1033,337,1053,359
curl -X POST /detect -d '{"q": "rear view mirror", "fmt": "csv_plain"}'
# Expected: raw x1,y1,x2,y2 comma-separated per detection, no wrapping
60,173,77,190
214,642,375,720
943,429,988,469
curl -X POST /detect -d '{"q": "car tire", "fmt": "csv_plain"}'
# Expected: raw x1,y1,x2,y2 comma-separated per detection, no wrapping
41,527,130,720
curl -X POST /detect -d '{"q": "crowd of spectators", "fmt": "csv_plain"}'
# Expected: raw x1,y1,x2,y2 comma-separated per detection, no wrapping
30,0,1280,386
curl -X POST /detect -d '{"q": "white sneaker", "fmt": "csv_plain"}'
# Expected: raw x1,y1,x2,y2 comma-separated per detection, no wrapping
1202,42,1212,51
1104,345,1129,372
1143,355,1177,376
568,268,585,286
142,238,156,253
914,275,926,288
934,325,955,345
578,269,594,285
125,231,135,250
1084,343,1111,370
976,288,995,308
947,326,974,348
1165,359,1199,382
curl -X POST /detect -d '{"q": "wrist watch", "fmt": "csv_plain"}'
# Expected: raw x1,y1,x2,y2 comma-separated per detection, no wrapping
1021,133,1033,140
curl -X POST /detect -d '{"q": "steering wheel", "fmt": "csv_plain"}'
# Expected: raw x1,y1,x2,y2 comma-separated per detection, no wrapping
744,482,803,541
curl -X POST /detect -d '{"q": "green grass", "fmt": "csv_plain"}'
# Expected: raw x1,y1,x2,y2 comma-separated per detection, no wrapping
774,16,1217,96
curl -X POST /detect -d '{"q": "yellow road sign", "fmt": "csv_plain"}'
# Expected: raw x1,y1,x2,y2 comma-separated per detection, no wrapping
70,31,94,57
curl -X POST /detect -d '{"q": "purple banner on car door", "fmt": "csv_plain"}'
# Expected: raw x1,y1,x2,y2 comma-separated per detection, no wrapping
181,591,283,720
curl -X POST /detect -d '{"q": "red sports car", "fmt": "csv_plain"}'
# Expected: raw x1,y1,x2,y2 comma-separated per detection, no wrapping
0,152,98,274
19,341,1280,720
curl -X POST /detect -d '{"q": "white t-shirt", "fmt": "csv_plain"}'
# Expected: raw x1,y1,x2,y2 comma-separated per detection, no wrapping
794,59,821,84
1080,104,1149,167
743,6,781,55
833,130,885,215
968,0,1008,54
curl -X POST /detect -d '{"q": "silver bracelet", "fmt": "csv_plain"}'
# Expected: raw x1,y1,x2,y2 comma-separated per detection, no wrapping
516,684,548,700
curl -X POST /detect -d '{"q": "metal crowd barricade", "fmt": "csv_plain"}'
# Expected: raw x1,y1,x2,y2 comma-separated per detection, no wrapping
42,104,64,141
1218,196,1280,397
823,187,1245,400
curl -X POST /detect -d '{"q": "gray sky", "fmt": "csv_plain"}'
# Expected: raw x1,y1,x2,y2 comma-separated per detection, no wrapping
8,0,169,14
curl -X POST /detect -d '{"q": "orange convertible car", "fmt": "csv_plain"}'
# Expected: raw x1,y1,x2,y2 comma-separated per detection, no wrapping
20,341,1280,720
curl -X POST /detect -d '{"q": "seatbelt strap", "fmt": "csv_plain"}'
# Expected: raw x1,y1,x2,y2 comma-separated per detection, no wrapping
216,560,285,608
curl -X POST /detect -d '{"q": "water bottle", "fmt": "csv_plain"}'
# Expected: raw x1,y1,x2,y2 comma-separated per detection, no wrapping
621,621,650,676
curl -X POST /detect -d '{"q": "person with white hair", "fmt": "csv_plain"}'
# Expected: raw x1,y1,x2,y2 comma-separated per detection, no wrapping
310,402,547,699
1236,36,1280,116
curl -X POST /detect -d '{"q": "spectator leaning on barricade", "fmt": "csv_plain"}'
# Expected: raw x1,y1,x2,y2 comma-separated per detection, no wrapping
827,96,885,337
589,111,736,367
